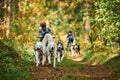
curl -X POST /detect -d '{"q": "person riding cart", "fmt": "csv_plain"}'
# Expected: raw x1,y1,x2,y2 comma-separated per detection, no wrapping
36,21,55,41
66,31,75,51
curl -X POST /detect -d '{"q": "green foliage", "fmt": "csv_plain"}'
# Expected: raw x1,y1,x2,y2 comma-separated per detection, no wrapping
105,56,120,69
0,41,31,80
0,0,120,79
82,51,94,62
89,33,98,48
89,53,107,64
100,24,119,45
105,56,120,79
11,19,20,35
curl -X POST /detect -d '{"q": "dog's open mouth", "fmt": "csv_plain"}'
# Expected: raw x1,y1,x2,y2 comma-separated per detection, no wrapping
57,48,62,50
36,48,40,51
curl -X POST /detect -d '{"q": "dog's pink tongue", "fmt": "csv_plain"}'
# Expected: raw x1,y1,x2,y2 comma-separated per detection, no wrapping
37,48,40,50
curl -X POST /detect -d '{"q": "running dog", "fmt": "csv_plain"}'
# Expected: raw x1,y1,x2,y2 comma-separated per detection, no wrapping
42,33,57,67
46,42,57,67
71,43,80,55
34,42,46,67
56,41,64,62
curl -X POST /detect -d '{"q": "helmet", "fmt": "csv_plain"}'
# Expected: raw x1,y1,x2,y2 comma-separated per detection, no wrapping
40,21,46,27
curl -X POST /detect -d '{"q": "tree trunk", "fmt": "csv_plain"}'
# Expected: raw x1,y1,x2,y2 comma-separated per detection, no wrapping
6,0,11,38
14,0,19,14
84,0,90,43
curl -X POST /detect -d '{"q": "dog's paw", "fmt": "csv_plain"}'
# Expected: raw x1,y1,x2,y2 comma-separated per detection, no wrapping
57,59,61,62
36,64,39,67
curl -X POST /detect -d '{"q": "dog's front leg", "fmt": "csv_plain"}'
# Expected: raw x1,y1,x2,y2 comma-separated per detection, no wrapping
47,52,51,65
70,46,74,55
61,51,64,61
53,56,56,67
53,49,57,67
41,55,45,66
57,52,61,62
35,51,40,66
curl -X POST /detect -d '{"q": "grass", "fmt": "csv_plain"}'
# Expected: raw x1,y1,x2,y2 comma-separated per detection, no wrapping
56,56,85,71
105,56,120,79
88,52,107,64
82,46,118,65
82,51,94,62
105,56,120,69
0,41,32,80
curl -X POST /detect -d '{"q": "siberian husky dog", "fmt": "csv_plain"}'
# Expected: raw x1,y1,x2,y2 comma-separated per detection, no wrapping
34,42,46,66
56,41,64,62
71,42,80,55
42,33,57,67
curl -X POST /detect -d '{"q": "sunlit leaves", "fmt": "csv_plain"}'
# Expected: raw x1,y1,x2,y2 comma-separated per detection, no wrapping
116,22,120,27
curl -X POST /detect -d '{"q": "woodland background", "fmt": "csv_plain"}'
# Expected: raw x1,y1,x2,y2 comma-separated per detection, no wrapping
0,0,120,80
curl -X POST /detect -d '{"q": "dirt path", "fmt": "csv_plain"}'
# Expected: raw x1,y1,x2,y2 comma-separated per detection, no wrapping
31,65,64,80
70,55,116,80
31,54,116,80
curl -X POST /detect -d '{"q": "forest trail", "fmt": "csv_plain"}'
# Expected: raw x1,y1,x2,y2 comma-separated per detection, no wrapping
31,53,116,80
70,55,116,80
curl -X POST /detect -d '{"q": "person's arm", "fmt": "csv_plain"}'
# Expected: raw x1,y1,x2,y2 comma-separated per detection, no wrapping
36,28,42,38
73,34,75,41
72,34,76,44
48,27,56,38
36,33,42,38
66,35,69,43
